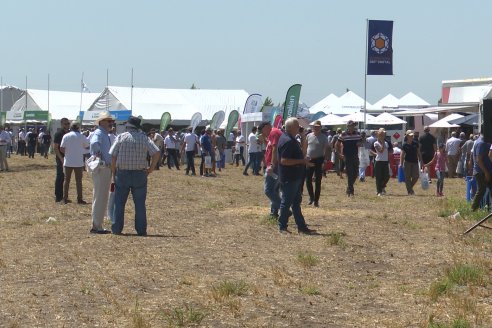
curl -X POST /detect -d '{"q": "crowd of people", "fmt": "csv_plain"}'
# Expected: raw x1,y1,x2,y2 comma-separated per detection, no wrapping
1,113,490,235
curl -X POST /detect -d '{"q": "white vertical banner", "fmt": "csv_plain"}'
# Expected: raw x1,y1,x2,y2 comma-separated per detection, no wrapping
243,94,263,114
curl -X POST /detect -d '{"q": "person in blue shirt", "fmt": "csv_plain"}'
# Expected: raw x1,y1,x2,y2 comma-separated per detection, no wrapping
471,131,492,211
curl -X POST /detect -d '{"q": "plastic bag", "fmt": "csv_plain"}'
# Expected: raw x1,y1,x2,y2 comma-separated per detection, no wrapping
204,155,212,168
85,156,101,175
397,165,405,183
420,170,429,190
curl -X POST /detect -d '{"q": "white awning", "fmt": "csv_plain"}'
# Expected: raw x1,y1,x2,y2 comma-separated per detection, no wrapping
392,105,477,116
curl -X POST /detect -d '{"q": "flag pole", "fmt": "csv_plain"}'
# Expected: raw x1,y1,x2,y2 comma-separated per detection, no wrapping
48,74,50,114
0,76,3,112
363,19,368,131
79,72,83,112
106,68,109,111
130,68,134,111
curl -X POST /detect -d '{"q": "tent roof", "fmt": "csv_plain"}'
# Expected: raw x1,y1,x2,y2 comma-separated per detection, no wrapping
392,105,476,116
338,91,372,109
308,93,340,113
429,113,463,128
313,113,345,126
10,89,100,120
397,92,430,107
342,112,376,124
88,86,249,121
371,112,407,125
372,94,399,109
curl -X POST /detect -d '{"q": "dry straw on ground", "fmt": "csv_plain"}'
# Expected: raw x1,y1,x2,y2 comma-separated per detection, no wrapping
0,155,490,327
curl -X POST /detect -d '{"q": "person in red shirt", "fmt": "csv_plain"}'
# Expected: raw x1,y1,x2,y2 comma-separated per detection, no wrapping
261,121,283,219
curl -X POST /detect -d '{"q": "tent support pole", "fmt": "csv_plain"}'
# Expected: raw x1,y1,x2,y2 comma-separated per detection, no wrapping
363,19,368,131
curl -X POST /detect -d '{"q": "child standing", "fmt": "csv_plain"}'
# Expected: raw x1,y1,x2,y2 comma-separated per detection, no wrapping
425,144,447,196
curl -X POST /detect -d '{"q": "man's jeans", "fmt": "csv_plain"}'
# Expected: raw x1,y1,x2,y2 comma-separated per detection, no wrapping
305,157,324,202
264,174,281,216
345,156,359,195
471,172,492,211
244,152,258,174
278,178,307,230
186,151,196,174
113,170,148,235
55,158,64,201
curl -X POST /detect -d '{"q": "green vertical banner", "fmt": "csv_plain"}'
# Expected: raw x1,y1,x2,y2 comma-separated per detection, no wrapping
282,84,302,121
159,112,171,132
0,112,6,125
225,110,239,137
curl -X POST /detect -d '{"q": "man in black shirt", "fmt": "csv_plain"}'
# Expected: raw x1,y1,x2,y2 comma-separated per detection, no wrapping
337,120,362,196
26,128,38,158
53,118,70,202
418,126,436,181
277,118,315,234
400,131,423,195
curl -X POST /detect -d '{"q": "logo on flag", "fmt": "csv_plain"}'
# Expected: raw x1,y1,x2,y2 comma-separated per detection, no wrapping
371,33,390,54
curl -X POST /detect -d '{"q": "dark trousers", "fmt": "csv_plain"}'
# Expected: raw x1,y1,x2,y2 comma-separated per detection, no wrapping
234,146,245,165
186,151,196,175
244,152,258,174
63,166,84,202
27,143,36,158
55,158,64,201
472,172,492,211
374,160,390,194
305,157,324,202
167,149,180,169
345,156,359,195
17,141,26,155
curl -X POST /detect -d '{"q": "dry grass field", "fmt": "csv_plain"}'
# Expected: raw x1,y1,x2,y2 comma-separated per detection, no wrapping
0,155,491,328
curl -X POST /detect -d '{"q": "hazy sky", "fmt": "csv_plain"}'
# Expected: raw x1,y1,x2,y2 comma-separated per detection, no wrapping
1,0,491,107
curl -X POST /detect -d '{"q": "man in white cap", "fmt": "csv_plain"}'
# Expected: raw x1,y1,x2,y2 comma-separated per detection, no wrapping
89,111,115,234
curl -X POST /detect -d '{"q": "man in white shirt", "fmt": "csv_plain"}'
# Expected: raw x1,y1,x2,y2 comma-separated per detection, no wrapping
60,121,90,204
149,128,164,170
446,131,462,178
243,126,259,176
0,125,11,171
18,128,26,155
164,128,180,170
234,131,246,166
182,127,199,175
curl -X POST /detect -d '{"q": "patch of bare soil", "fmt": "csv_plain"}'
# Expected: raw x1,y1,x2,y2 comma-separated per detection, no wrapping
0,156,490,327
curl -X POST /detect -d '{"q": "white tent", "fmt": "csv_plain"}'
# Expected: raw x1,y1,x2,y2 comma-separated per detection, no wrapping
338,91,372,111
429,113,463,128
372,94,399,109
313,113,345,126
10,89,100,120
308,93,340,113
371,112,406,125
397,92,430,107
87,86,249,123
342,112,376,124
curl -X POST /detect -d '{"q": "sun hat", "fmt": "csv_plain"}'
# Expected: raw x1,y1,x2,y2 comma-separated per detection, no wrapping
313,120,322,127
95,111,115,125
126,116,141,129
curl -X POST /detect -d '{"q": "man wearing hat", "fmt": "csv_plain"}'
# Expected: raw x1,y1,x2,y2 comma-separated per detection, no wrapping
89,111,115,234
337,120,362,196
305,120,329,207
109,116,160,236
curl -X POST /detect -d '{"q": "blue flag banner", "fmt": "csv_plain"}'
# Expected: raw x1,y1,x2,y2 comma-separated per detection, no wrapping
367,20,393,75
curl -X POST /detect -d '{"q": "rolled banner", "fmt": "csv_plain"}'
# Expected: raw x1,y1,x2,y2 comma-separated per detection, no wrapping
274,114,283,129
46,113,52,133
225,110,239,137
243,94,262,114
310,111,326,122
210,110,225,130
190,112,202,133
160,112,171,132
282,84,302,121
0,112,6,125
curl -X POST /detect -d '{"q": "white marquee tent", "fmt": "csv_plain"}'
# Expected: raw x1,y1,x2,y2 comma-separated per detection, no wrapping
309,91,373,115
372,94,399,109
10,89,100,120
87,86,249,124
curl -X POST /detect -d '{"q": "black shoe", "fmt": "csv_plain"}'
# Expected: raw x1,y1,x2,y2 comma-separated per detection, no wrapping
243,172,249,176
298,227,317,235
55,198,63,203
279,228,291,234
90,229,111,234
313,202,319,207
308,199,314,205
137,232,147,237
77,200,88,205
63,199,72,204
